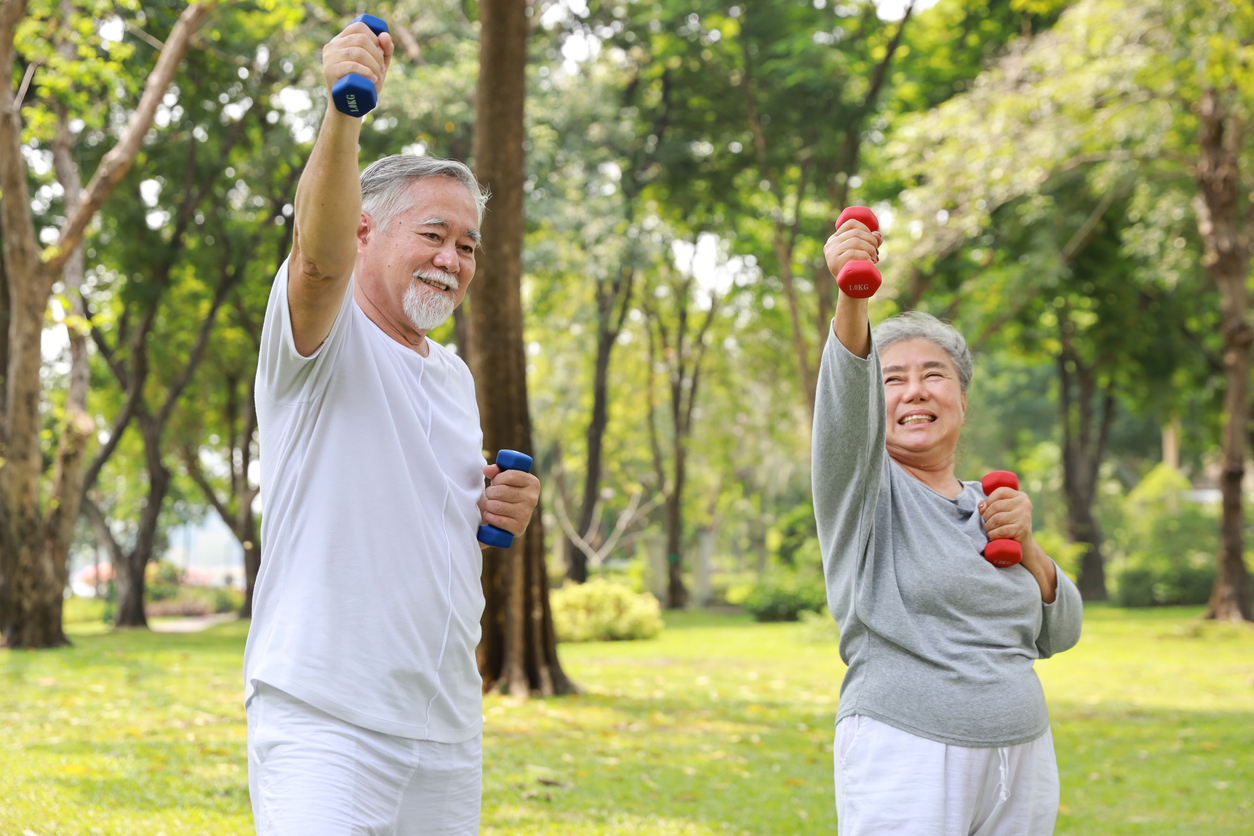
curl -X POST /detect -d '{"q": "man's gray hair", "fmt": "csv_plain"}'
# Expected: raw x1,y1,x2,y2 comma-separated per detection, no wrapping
359,154,489,232
872,311,974,393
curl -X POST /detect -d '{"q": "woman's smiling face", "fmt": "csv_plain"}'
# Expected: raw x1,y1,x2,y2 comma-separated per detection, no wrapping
880,338,967,467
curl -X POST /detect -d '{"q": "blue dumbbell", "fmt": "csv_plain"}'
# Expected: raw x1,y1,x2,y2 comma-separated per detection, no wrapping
331,14,389,117
477,450,534,549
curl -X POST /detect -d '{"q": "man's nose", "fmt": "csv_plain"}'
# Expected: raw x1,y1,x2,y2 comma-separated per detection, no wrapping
432,242,459,271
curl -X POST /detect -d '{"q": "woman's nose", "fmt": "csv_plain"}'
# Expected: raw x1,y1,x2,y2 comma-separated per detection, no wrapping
903,377,928,400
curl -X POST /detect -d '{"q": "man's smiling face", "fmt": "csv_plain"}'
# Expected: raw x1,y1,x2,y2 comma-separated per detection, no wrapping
356,175,480,338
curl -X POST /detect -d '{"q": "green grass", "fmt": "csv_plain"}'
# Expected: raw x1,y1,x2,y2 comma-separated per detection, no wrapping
1,606,1252,835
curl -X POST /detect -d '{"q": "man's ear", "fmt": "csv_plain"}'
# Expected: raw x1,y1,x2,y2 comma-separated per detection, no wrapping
357,212,374,251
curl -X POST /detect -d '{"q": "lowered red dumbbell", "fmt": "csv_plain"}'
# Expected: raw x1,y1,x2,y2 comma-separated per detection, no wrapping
835,206,881,298
980,471,1024,567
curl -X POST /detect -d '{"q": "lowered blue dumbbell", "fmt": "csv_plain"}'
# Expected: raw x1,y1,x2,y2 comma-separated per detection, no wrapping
331,14,389,117
477,450,533,549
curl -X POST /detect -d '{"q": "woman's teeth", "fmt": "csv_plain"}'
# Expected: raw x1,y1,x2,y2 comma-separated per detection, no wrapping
900,415,935,425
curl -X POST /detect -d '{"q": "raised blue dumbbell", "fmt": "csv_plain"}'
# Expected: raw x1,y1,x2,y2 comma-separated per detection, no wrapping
477,449,533,549
331,14,389,117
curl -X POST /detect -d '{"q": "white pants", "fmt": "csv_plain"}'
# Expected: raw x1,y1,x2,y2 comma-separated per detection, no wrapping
834,715,1060,836
246,683,482,836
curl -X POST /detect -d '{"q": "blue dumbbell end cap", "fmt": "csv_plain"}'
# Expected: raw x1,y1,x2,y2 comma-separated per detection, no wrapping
331,74,377,117
477,524,514,549
496,450,533,473
350,13,389,35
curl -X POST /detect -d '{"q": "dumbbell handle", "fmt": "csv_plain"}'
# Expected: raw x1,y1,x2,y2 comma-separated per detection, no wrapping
835,206,881,299
980,471,1023,568
477,450,533,549
331,14,389,118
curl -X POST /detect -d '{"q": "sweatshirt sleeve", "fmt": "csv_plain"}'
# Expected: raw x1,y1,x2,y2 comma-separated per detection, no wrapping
1035,565,1083,658
812,329,888,621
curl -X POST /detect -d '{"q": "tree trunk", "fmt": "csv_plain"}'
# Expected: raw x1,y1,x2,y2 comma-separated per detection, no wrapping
569,270,631,583
1057,336,1113,601
1195,87,1253,623
0,0,215,647
471,0,573,697
665,444,687,609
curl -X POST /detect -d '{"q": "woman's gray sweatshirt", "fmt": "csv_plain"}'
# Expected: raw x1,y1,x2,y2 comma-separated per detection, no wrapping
812,332,1083,748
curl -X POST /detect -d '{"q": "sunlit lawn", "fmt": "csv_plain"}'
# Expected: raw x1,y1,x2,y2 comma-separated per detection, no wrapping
1,605,1252,835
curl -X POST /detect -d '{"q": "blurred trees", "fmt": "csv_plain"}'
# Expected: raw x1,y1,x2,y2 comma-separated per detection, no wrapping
3,0,1252,649
886,0,1251,613
1,0,214,647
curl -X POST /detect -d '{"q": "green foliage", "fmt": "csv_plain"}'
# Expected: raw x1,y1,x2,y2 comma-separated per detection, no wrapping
1108,464,1222,607
144,560,184,602
549,578,664,642
1033,527,1086,583
770,502,818,568
741,571,827,622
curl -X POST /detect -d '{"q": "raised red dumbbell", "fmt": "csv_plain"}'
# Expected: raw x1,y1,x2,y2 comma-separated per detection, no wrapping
980,471,1024,568
835,206,881,298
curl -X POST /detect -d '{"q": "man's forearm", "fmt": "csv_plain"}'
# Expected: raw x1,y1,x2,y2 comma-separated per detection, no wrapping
292,108,365,281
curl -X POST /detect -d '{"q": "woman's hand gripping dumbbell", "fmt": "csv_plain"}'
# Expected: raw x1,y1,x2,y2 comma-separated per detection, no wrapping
980,471,1025,567
824,206,883,298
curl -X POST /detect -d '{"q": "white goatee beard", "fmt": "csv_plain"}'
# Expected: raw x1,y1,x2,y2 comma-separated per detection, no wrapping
402,271,457,331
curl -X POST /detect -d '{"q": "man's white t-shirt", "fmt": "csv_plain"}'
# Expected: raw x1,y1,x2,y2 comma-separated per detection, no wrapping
244,260,486,743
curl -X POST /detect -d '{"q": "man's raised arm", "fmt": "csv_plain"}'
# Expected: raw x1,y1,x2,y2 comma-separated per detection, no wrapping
288,20,393,357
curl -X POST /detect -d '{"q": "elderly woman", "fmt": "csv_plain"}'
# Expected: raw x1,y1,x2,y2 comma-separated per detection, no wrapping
813,217,1083,835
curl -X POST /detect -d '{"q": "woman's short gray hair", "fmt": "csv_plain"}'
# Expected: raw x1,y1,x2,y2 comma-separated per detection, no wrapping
872,311,974,393
359,154,489,232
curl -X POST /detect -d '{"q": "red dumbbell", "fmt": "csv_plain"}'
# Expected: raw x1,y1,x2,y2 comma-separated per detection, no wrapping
980,471,1024,568
835,206,881,298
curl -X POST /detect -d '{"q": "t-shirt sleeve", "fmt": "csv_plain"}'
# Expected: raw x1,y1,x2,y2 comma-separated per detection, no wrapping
812,328,888,615
1036,565,1083,658
256,258,355,405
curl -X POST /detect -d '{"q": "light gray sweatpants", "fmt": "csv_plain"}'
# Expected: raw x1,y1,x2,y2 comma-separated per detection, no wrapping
834,714,1060,835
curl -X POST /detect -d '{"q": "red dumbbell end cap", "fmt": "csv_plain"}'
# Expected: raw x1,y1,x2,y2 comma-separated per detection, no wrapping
837,206,879,233
837,261,882,298
984,539,1023,568
981,470,1019,495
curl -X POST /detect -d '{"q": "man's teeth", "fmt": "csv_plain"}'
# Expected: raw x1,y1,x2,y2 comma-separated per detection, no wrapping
900,415,935,425
416,275,452,291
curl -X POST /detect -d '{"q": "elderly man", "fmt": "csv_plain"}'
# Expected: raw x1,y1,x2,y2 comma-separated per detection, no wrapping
244,19,539,835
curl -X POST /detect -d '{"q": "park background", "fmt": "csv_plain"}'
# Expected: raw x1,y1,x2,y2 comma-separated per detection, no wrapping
1,0,1252,832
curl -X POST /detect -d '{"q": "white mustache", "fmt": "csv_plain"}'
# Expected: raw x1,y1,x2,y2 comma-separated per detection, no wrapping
411,269,456,292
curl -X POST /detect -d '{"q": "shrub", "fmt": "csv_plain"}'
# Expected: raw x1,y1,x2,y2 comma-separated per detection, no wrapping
741,573,827,622
1110,464,1222,608
146,596,214,618
144,585,244,618
1113,563,1217,608
145,561,184,602
550,578,664,643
